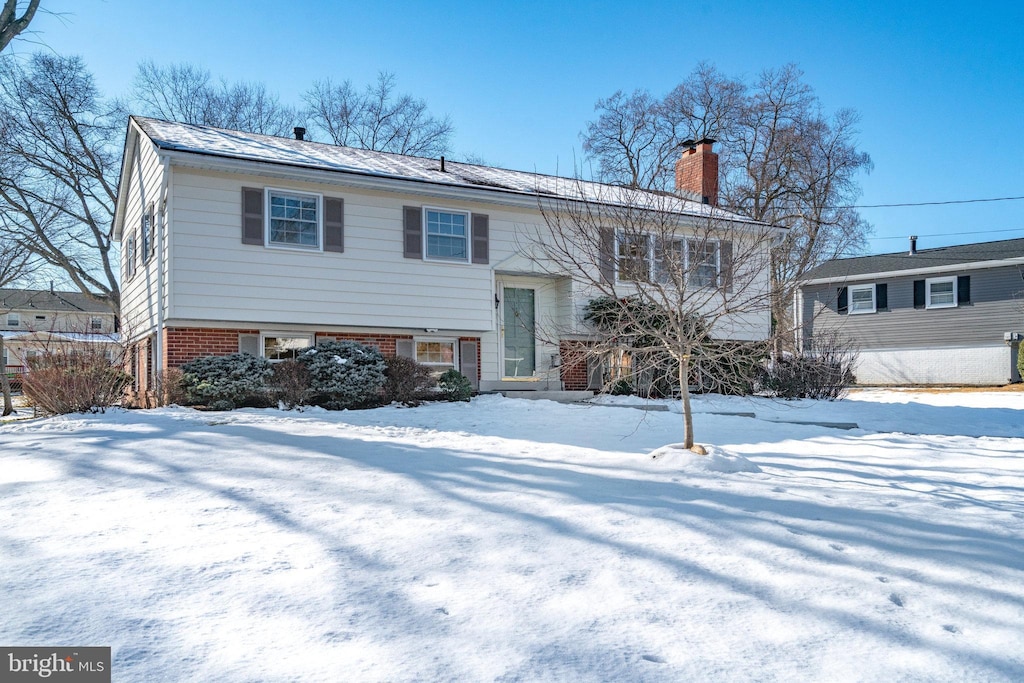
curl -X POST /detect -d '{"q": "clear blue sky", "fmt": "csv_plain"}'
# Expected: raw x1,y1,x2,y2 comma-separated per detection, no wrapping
19,0,1024,255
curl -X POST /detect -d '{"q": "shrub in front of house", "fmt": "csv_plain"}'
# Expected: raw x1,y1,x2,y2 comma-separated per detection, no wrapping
437,368,473,402
1018,344,1024,382
269,359,312,409
180,352,273,410
759,354,855,400
383,355,437,405
22,350,131,415
296,340,386,409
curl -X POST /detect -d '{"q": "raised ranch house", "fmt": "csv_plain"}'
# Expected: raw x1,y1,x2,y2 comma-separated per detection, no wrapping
0,288,119,386
796,237,1024,385
114,117,777,404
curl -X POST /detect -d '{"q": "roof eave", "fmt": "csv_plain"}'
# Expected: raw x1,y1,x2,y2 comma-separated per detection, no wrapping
801,256,1024,285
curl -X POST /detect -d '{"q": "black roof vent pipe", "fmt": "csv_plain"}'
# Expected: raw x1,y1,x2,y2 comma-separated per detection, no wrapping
909,235,918,255
293,127,306,141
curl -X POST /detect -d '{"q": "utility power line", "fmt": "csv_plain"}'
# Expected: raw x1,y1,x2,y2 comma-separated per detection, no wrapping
867,227,1024,241
843,195,1024,209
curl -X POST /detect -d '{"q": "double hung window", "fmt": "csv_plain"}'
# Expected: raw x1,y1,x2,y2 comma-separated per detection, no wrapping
424,209,469,261
268,190,321,249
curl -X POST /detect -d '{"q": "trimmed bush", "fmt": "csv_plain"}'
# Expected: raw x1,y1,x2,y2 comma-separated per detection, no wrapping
297,340,386,409
383,355,437,405
180,352,273,409
22,350,131,415
760,354,855,400
437,368,473,402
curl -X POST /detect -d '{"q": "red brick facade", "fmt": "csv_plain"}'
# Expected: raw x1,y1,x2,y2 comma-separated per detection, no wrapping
559,340,592,391
156,327,481,383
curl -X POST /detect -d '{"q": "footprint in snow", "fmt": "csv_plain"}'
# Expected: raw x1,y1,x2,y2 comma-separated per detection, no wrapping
772,486,786,493
885,502,899,507
786,528,806,536
876,576,889,583
641,654,666,664
435,607,449,616
942,624,961,634
829,543,846,552
889,593,905,607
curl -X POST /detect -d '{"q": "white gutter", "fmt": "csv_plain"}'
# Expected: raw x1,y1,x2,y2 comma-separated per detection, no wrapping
801,256,1024,286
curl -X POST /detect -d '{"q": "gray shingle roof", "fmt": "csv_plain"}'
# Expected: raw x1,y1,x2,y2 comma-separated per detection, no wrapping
133,116,762,224
0,288,113,313
803,237,1024,282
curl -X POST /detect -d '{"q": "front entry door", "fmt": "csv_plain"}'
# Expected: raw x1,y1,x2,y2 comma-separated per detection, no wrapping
503,287,536,377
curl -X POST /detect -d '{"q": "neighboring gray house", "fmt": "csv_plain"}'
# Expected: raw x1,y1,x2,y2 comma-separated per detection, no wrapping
797,237,1024,385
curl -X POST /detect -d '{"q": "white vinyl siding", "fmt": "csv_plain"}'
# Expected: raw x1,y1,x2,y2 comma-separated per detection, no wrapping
849,284,876,314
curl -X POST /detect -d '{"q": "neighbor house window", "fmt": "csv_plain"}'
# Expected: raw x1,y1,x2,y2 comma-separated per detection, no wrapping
415,339,457,372
90,316,103,331
849,283,876,314
261,334,313,361
267,190,321,249
6,312,18,327
688,239,719,287
424,209,469,261
926,276,956,308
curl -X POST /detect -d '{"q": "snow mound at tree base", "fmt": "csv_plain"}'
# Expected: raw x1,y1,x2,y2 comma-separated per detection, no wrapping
647,443,761,473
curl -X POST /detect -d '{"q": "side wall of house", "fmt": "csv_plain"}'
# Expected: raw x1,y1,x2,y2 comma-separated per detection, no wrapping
119,136,169,341
802,264,1024,384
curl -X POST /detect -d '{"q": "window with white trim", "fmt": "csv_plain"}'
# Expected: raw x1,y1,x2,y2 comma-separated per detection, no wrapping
687,239,720,287
6,312,19,327
90,316,104,331
926,276,956,308
415,339,458,372
849,283,876,314
267,189,321,249
424,209,469,261
653,237,685,283
616,233,651,282
261,333,313,361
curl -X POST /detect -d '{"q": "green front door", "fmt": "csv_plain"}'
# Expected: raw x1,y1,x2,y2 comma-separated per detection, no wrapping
503,287,535,377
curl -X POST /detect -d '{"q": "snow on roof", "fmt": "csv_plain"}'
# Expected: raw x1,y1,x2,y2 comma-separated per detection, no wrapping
133,116,760,223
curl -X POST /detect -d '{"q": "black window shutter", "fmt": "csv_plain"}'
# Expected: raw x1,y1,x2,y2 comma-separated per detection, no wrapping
241,187,264,245
720,240,733,292
471,214,489,264
403,206,422,259
876,283,888,311
324,197,344,253
837,287,848,314
957,275,971,304
913,280,926,308
599,228,614,283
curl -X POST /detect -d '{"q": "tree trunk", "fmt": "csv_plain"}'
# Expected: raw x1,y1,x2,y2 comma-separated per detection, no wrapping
678,352,694,449
1,336,13,416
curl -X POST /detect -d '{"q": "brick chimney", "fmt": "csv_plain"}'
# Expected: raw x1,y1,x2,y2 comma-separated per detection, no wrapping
675,138,719,206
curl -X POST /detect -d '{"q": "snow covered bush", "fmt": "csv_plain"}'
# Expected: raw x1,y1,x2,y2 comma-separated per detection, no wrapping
383,355,437,405
296,340,386,409
180,353,273,410
22,350,131,415
437,369,473,402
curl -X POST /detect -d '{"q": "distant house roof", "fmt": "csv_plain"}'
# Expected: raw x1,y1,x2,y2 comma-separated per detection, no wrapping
129,116,765,225
803,237,1024,284
0,288,113,314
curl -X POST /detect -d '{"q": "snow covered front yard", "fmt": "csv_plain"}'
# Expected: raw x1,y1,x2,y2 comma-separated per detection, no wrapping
2,391,1023,682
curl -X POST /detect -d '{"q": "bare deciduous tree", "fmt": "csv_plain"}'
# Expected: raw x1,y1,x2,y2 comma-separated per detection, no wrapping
304,72,454,156
0,52,120,316
130,61,300,137
0,0,39,52
581,63,872,346
526,184,777,449
0,233,31,415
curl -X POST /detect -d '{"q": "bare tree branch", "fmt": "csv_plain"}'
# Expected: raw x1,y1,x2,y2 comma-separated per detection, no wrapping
0,0,39,52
